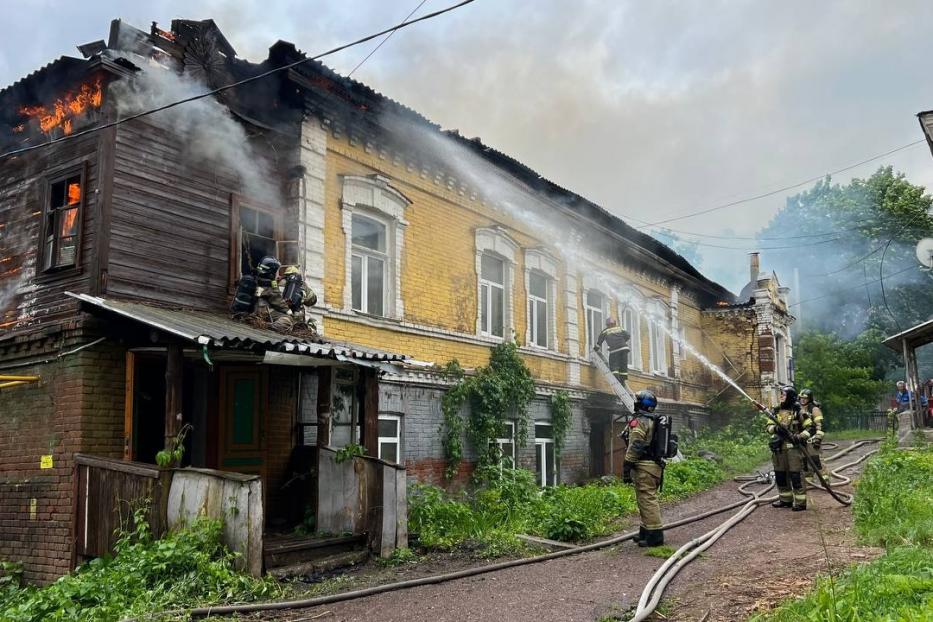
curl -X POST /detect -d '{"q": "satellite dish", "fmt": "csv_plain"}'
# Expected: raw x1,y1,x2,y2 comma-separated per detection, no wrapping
916,238,933,269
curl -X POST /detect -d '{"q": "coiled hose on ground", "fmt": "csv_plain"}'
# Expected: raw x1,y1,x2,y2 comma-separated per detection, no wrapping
625,439,881,622
128,440,881,621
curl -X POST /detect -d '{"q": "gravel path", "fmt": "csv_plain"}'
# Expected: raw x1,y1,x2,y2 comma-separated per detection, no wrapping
237,441,880,622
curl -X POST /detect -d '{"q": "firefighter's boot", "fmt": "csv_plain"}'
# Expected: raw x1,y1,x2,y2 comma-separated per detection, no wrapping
637,529,664,548
632,526,646,544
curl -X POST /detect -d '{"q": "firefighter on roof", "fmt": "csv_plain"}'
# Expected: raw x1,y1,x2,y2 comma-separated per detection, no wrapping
767,386,813,511
595,317,631,385
799,388,826,478
622,390,677,548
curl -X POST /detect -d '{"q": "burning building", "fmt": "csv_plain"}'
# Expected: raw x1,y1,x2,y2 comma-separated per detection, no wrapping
0,18,793,583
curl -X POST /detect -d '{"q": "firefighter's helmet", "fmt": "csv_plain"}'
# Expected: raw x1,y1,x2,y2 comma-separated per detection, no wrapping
635,390,657,413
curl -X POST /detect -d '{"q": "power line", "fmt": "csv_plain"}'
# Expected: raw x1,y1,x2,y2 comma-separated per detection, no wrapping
789,264,917,308
347,0,429,78
0,0,476,161
637,139,926,228
657,234,847,252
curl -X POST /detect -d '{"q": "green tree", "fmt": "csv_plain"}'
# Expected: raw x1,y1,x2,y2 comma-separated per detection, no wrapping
793,331,886,422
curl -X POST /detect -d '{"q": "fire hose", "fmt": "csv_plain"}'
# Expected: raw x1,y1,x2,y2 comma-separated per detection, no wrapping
126,439,881,622
625,439,881,622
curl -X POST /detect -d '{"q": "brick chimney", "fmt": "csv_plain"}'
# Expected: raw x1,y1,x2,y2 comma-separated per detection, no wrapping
749,252,760,283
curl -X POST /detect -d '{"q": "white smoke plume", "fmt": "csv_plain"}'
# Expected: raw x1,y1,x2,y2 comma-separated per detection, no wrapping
108,58,279,207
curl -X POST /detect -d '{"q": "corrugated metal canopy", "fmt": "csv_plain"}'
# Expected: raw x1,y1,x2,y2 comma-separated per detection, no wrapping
67,292,406,362
882,318,933,351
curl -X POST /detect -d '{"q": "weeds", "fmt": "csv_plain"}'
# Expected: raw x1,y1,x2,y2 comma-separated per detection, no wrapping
756,445,933,621
643,545,676,559
0,511,282,622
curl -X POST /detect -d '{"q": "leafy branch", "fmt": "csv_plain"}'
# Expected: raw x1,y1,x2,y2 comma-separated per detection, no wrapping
156,423,192,468
550,390,572,459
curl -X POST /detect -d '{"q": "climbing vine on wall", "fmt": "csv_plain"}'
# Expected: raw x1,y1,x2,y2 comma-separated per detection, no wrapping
440,342,536,480
550,390,572,459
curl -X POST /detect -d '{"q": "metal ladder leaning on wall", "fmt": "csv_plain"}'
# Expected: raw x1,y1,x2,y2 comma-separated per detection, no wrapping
589,350,636,414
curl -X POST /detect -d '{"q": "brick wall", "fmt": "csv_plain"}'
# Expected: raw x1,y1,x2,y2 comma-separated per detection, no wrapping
382,381,590,488
0,322,124,584
265,367,299,525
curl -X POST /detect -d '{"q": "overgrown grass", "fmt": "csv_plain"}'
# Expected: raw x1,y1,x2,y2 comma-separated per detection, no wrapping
0,514,282,622
410,419,773,553
754,445,933,621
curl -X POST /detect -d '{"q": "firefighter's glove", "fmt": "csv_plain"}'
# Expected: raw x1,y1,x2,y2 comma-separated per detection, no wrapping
768,436,783,453
622,461,633,484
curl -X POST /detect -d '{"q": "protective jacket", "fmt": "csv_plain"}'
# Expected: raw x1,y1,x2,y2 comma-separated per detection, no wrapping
624,413,664,477
802,403,824,447
766,406,813,451
596,326,630,352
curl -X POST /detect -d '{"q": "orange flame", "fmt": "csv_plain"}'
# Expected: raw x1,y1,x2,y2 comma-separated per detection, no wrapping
19,79,103,135
67,182,81,205
0,320,17,330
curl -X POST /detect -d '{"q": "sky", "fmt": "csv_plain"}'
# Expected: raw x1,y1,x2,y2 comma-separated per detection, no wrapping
4,0,933,293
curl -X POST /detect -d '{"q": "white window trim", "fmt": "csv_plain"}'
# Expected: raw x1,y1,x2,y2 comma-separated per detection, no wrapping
480,254,507,338
647,300,670,375
617,286,644,371
524,248,559,351
493,421,516,467
377,414,401,463
583,288,611,353
341,175,410,319
475,227,518,340
350,213,389,316
534,423,557,487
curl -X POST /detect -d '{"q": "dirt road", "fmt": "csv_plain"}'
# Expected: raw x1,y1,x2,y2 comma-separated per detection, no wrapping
240,442,880,622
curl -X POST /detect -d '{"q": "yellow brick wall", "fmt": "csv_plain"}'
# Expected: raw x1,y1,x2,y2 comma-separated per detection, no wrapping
321,134,730,397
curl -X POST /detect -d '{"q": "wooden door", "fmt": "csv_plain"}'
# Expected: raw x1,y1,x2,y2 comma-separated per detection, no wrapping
218,367,266,475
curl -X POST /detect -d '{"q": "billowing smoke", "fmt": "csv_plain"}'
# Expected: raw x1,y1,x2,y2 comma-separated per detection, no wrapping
108,56,278,207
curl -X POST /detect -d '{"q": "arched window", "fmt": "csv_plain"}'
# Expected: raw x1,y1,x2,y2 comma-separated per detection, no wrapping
617,286,644,371
524,249,559,350
475,228,518,339
647,300,670,375
341,175,410,319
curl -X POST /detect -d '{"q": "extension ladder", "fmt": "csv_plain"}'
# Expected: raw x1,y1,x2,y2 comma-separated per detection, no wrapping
590,349,636,414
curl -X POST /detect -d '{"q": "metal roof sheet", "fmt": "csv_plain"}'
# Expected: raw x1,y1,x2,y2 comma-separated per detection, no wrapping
882,318,933,351
67,292,406,362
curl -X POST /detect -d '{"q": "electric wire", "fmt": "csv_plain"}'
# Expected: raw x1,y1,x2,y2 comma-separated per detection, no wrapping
0,0,476,161
347,0,430,78
879,238,902,331
638,139,925,227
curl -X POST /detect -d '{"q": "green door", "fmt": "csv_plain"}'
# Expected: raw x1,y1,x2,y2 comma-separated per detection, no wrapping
219,368,265,475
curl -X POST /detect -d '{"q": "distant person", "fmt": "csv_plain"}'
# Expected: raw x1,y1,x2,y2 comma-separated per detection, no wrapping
893,381,928,414
595,317,630,385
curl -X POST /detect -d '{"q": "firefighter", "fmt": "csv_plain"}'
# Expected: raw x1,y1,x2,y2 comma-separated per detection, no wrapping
623,390,665,547
257,264,318,332
799,388,826,478
595,317,631,385
767,386,813,511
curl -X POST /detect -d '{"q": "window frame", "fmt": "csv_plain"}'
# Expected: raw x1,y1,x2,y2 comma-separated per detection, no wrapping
38,164,87,276
647,301,669,375
341,175,410,320
480,252,507,338
475,227,518,340
492,420,516,468
534,422,557,487
620,305,643,371
229,194,284,289
584,289,608,353
524,248,559,351
350,213,389,316
377,414,401,464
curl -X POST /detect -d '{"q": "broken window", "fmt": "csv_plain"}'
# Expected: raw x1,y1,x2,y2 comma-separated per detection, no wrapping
42,172,83,271
480,253,506,338
239,205,277,276
351,214,387,316
377,414,401,464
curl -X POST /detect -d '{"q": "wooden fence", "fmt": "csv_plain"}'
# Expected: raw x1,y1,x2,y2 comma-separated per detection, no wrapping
317,447,408,557
831,411,893,433
72,454,172,564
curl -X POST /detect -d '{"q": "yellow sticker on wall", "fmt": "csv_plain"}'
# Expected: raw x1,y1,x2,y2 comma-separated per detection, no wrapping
40,455,53,469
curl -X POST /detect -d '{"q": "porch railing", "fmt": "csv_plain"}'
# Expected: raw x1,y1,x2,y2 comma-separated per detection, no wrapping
72,454,172,563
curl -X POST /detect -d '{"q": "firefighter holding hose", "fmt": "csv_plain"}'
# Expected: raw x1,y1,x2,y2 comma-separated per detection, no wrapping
622,390,677,547
767,386,813,511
